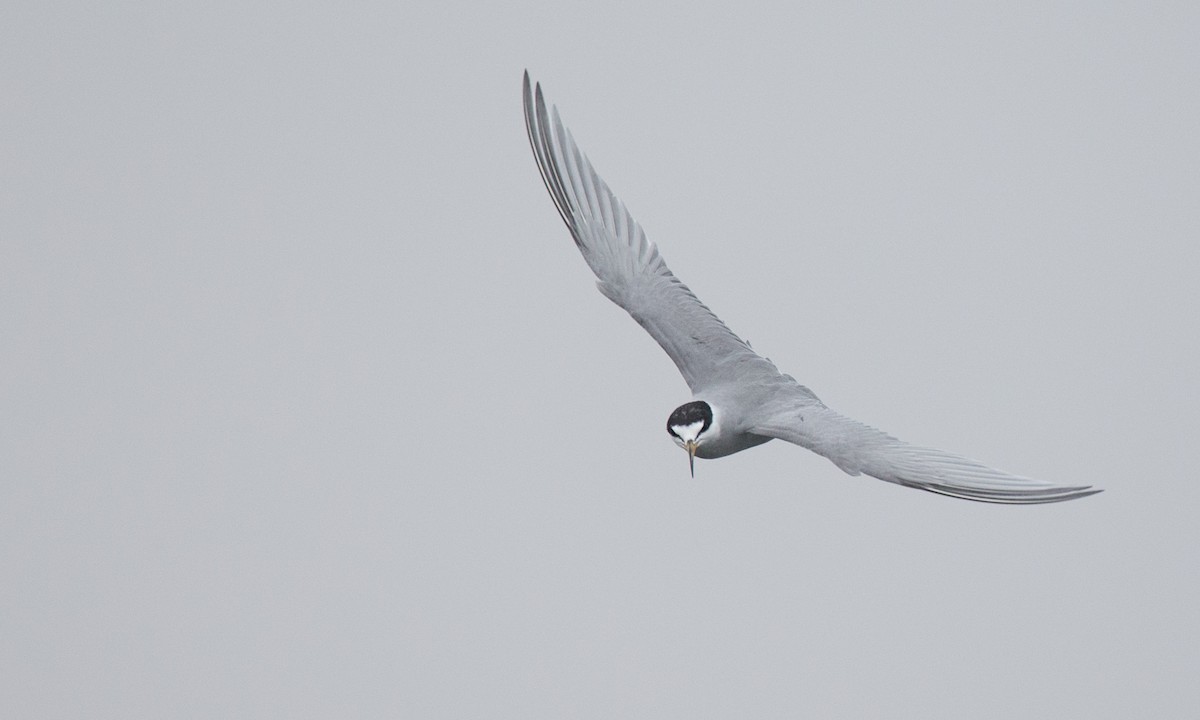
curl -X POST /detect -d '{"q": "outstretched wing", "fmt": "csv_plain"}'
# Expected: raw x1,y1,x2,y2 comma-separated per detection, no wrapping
523,72,778,393
751,392,1101,504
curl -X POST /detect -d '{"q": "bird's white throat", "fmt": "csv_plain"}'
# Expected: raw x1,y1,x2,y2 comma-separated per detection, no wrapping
670,420,705,445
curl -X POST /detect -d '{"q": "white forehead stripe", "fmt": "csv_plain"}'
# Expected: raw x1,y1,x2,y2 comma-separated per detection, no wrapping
671,419,705,442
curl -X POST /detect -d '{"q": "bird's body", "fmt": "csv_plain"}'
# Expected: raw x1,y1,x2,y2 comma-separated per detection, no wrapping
522,71,1099,504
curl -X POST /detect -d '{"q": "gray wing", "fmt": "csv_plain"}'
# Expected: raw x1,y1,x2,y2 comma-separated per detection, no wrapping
751,390,1101,504
523,72,778,393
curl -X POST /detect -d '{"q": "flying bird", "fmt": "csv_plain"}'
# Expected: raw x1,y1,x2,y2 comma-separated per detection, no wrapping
522,71,1099,504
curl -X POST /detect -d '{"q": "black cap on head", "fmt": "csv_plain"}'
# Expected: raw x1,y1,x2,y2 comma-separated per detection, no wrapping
666,400,712,438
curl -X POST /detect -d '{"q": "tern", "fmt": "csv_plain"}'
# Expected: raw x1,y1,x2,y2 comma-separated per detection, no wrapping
522,72,1099,504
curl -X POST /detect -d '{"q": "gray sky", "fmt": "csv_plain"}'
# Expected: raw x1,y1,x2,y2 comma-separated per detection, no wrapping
3,2,1198,718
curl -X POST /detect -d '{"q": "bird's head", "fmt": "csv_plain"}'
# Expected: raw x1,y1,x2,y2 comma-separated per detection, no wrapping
666,400,713,477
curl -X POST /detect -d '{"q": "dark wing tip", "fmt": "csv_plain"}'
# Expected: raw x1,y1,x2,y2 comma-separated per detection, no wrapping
523,72,577,237
909,482,1103,505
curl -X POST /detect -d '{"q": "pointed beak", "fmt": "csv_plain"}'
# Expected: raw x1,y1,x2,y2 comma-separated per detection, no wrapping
685,440,697,478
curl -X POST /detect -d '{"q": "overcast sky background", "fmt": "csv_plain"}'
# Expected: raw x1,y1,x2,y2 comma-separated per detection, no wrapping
3,2,1198,718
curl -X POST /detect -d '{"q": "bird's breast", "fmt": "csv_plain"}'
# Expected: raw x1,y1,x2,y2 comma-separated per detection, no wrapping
695,431,773,459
